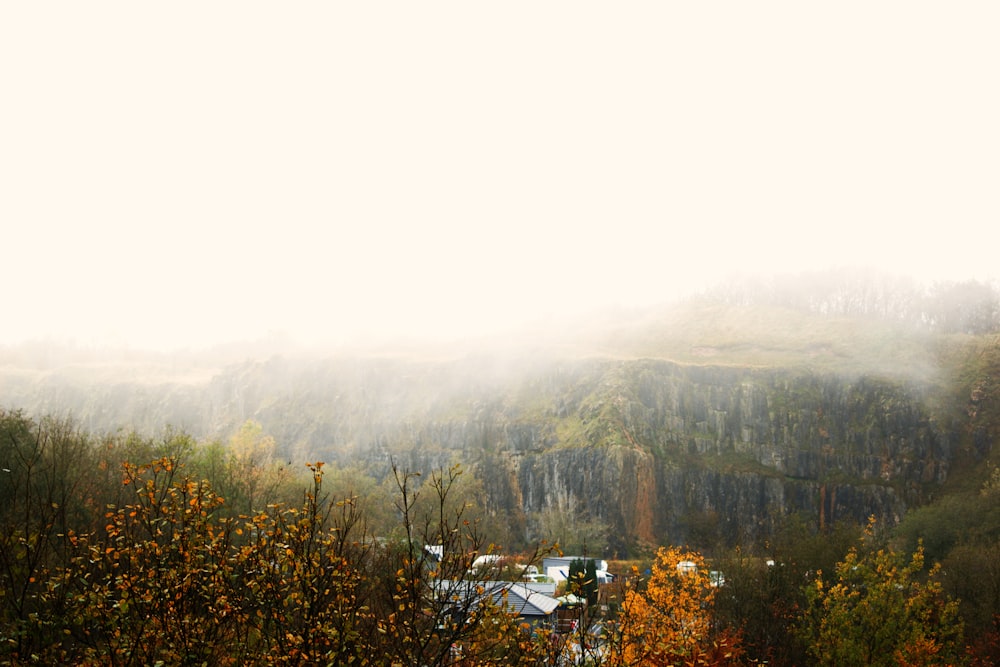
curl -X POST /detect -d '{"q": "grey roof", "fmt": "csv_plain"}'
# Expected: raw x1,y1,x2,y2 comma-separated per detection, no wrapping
490,582,560,617
441,580,560,617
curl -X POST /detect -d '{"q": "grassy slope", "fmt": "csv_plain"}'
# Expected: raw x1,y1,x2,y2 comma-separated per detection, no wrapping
588,299,942,380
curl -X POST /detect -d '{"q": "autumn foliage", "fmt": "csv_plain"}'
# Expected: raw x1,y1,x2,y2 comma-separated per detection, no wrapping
797,522,966,667
0,410,987,665
0,436,551,665
607,546,745,666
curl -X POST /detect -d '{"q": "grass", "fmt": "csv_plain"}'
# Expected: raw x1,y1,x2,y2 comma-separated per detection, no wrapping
587,300,942,381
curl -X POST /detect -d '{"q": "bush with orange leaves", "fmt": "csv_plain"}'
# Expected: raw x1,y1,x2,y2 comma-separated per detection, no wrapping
606,546,745,666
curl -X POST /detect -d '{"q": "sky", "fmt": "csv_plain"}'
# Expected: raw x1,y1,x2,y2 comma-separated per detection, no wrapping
2,2,998,351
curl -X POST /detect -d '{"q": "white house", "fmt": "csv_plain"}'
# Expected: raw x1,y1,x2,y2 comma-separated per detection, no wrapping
541,556,614,584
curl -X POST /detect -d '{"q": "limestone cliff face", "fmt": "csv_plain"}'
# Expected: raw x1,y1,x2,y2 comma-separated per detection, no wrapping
3,351,957,555
503,449,903,555
345,358,949,555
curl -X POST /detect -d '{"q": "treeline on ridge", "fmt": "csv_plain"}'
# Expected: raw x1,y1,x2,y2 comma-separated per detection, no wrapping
709,271,1000,334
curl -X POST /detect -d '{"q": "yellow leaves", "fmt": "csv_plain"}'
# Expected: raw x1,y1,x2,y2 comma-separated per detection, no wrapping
616,546,720,664
800,532,965,667
36,456,524,665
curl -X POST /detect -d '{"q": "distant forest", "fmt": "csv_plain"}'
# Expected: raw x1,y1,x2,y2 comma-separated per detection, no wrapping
710,271,1000,334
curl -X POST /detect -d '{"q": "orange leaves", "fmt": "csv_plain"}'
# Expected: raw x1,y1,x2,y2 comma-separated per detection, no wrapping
16,457,551,666
611,546,739,666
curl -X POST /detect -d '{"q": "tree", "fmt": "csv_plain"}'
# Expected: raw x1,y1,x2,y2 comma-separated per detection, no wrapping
323,463,395,536
530,486,609,556
711,514,864,666
585,557,599,607
568,558,600,607
53,457,243,665
607,546,744,666
713,547,805,666
0,411,94,660
0,409,562,665
941,542,1000,666
190,421,296,518
231,461,374,665
924,280,999,334
27,454,555,665
798,524,965,666
367,462,550,666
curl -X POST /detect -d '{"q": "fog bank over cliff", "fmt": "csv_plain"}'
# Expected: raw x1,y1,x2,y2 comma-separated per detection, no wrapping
3,279,998,555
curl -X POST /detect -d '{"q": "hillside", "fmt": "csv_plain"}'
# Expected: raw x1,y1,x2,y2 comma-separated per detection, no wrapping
1,287,998,556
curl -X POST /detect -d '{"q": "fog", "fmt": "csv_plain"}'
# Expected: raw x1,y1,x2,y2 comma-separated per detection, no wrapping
2,3,998,352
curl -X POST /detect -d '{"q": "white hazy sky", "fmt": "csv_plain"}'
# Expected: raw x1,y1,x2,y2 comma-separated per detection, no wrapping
2,2,998,351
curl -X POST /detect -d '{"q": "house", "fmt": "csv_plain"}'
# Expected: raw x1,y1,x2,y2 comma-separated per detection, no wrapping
424,544,444,562
677,560,697,575
542,556,615,584
439,580,560,629
491,582,560,622
470,553,504,571
521,579,557,596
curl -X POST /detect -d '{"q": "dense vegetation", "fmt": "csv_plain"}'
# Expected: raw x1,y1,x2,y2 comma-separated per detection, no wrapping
2,408,998,665
0,412,552,665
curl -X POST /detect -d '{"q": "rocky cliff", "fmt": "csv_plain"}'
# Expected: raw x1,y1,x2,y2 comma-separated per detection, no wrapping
342,359,949,555
1,334,985,557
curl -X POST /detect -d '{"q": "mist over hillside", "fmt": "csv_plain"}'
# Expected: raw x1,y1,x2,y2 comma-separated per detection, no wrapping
2,272,997,441
2,271,999,556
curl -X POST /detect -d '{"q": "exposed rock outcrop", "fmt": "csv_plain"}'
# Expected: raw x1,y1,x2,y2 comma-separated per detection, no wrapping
342,359,948,554
1,353,967,556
